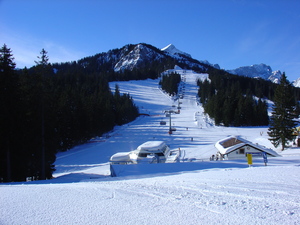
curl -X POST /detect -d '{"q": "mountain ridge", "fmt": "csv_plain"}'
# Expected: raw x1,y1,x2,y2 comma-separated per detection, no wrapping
227,63,282,84
161,43,192,58
53,43,297,86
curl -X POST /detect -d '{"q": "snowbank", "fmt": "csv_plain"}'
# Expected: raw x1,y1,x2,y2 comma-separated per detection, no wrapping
1,69,300,225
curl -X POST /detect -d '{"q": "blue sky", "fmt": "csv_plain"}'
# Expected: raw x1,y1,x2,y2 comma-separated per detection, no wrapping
1,0,300,81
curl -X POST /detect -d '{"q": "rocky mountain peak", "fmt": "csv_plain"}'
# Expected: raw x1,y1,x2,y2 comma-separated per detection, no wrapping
227,63,282,82
161,44,192,58
114,44,163,72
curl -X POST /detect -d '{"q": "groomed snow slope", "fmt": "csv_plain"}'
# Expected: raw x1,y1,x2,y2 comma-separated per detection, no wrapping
1,69,300,225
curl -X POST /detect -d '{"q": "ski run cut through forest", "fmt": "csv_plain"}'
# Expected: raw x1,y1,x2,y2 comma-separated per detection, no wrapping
1,69,300,225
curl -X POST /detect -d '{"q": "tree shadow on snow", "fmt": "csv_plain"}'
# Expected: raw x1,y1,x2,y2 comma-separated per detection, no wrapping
1,172,109,185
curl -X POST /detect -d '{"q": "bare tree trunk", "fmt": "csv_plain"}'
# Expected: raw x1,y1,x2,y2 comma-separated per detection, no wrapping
6,139,11,182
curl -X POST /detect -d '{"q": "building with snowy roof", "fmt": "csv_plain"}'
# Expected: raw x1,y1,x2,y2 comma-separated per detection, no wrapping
215,136,280,160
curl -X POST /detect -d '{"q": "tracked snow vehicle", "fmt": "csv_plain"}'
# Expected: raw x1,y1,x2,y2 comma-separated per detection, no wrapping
109,141,171,164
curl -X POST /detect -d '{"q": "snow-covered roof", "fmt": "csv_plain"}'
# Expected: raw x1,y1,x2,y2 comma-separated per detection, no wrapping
110,152,130,162
137,141,166,152
215,136,279,157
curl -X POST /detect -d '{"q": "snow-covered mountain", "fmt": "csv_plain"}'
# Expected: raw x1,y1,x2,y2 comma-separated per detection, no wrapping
73,43,221,74
198,60,220,70
161,43,192,58
227,63,282,83
114,44,164,72
58,43,297,85
161,44,220,69
293,77,300,87
97,44,285,83
112,43,219,72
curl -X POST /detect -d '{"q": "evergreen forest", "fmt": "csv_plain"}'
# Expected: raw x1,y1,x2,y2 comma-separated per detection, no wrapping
2,42,300,182
0,45,139,182
159,72,181,96
197,69,300,127
52,43,178,82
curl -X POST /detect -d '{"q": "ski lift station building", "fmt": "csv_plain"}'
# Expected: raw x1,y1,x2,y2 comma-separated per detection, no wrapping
215,136,279,160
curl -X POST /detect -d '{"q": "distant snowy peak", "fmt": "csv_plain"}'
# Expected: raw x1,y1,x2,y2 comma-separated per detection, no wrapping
199,60,220,70
269,70,282,84
227,63,272,80
293,78,300,87
161,44,220,69
161,44,191,58
227,63,282,83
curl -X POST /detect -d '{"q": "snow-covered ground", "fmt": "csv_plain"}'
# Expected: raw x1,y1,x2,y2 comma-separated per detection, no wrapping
1,69,300,225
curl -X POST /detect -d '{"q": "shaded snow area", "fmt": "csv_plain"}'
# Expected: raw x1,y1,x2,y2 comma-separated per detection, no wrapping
1,69,300,225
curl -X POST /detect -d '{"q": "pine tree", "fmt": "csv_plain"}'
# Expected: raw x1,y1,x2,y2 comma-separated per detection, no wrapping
268,73,297,150
36,49,47,180
34,49,56,180
0,44,17,182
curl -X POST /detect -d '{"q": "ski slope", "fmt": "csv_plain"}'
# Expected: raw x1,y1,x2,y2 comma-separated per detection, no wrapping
1,69,300,225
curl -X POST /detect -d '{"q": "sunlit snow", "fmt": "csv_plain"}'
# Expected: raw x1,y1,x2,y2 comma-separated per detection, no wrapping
1,69,299,225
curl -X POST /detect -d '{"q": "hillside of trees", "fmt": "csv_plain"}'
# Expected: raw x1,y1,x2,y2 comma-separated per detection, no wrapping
2,42,300,182
197,69,300,127
0,46,139,182
159,72,181,96
51,43,211,82
52,44,178,82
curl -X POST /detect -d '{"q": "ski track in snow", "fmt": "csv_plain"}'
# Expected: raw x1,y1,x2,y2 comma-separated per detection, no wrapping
1,69,300,225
